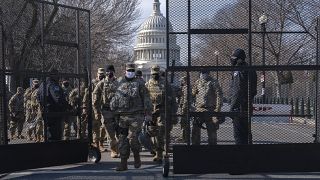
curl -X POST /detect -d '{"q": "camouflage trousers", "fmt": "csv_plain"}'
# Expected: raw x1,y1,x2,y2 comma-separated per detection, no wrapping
179,115,188,143
118,114,143,159
101,110,118,152
151,112,165,152
25,110,35,139
92,114,102,144
64,116,79,140
192,112,218,145
9,112,24,138
35,120,44,142
80,112,88,139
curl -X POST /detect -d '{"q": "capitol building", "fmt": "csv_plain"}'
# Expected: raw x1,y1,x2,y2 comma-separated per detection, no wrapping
134,0,180,81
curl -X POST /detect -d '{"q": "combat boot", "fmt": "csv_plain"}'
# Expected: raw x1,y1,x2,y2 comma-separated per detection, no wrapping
153,151,163,163
133,152,141,168
115,158,128,171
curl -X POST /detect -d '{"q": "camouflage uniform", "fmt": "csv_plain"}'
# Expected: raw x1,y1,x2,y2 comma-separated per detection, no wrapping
80,87,89,139
110,63,152,171
92,68,106,149
62,82,77,140
177,76,188,142
93,67,119,157
9,87,25,139
24,87,35,140
192,72,223,145
145,65,166,162
31,88,44,142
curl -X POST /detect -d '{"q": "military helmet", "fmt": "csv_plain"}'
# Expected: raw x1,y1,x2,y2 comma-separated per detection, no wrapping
32,79,39,84
17,87,24,93
180,76,187,82
125,63,135,70
97,68,105,75
151,65,160,75
106,65,115,72
136,70,143,76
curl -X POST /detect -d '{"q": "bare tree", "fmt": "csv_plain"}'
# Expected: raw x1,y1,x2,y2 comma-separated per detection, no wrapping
0,0,140,89
194,0,319,98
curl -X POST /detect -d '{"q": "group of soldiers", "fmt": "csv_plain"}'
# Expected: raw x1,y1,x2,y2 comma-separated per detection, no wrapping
9,80,44,142
7,48,257,171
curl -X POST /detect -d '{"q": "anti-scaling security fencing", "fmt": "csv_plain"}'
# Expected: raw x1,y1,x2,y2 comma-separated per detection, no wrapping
0,0,92,173
164,0,320,176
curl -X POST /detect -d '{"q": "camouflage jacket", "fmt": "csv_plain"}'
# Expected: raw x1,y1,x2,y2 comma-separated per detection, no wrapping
92,77,118,115
192,77,223,112
110,77,152,114
9,93,24,113
145,78,165,112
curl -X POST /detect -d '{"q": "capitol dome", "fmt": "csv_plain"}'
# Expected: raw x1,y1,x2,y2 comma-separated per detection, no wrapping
134,0,180,81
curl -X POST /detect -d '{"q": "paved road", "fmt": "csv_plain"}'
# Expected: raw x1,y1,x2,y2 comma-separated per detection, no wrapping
2,120,318,179
3,150,320,180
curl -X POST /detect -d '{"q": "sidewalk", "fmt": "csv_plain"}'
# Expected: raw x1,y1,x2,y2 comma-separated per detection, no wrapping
291,117,315,127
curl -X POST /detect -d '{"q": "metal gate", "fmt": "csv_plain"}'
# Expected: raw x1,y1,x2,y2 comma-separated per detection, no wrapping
0,0,92,173
165,0,320,175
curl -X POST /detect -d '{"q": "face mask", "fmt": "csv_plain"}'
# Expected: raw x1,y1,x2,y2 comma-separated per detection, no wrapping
108,72,114,79
230,58,238,66
125,71,135,79
152,74,160,81
98,75,105,81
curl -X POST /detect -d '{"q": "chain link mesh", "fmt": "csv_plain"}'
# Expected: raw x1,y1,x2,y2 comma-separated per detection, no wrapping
167,0,320,146
1,1,90,144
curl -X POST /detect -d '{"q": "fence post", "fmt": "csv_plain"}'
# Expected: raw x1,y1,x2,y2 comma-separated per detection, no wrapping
294,98,299,115
306,97,311,118
300,97,305,116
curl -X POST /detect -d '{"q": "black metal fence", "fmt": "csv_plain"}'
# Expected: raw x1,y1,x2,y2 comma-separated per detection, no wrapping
166,0,320,146
0,0,92,145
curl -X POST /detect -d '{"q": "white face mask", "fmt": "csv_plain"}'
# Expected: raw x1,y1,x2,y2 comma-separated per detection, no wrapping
125,71,135,79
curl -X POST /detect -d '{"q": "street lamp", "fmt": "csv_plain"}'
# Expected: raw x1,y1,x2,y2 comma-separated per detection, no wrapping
214,51,219,81
259,13,268,104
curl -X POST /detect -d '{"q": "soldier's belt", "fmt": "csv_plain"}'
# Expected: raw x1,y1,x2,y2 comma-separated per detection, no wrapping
116,110,144,116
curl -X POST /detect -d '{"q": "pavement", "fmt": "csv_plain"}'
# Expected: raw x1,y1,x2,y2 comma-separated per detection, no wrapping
2,120,319,179
3,150,320,180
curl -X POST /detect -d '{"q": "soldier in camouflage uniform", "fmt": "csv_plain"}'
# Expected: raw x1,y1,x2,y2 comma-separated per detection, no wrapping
62,80,77,140
30,86,44,143
68,82,87,139
110,63,152,171
192,70,223,145
177,76,188,143
24,79,39,141
93,65,119,158
92,68,106,150
81,86,90,139
135,70,145,83
145,65,166,163
9,87,25,139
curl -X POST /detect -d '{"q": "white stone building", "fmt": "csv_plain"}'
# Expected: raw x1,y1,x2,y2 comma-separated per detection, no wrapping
134,0,180,81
